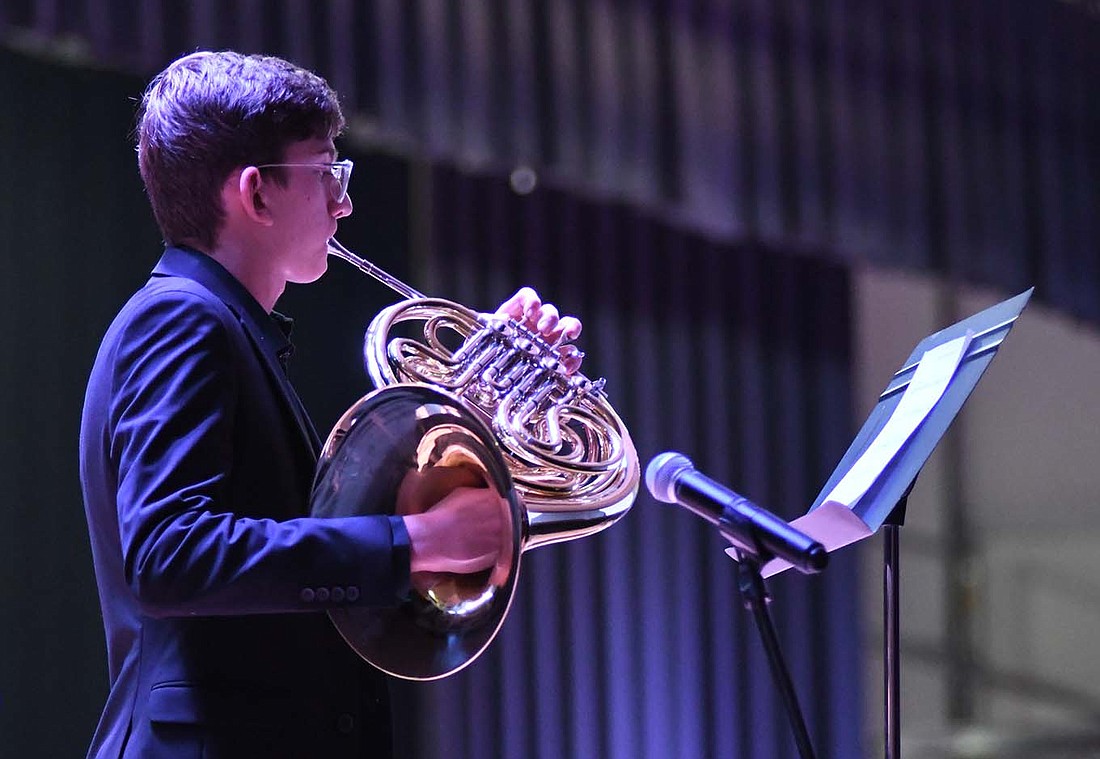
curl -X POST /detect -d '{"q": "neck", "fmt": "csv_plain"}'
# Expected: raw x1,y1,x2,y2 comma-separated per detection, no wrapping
204,239,285,312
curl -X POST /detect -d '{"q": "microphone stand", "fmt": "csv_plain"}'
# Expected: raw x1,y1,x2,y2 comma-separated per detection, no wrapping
731,546,818,759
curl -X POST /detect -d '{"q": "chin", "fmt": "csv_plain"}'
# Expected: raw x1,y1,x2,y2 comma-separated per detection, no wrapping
305,258,330,283
289,255,330,285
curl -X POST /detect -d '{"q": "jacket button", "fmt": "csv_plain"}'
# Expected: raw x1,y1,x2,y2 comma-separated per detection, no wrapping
299,588,315,603
346,586,360,602
315,587,331,602
336,713,355,734
331,587,346,602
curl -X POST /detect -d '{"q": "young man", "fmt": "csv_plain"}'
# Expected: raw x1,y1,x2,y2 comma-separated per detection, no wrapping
80,51,580,758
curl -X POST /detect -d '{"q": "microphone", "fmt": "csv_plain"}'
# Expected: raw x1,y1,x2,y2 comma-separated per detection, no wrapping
646,452,828,575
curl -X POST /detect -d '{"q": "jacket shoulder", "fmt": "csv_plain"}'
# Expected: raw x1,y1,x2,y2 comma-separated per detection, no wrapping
121,276,239,325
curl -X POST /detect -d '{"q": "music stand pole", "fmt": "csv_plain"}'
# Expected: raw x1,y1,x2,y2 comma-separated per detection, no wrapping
882,488,910,759
884,523,901,759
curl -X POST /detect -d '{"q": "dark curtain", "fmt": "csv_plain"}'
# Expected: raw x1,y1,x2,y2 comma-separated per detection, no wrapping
1,48,860,758
0,48,157,754
2,0,1096,319
395,166,860,759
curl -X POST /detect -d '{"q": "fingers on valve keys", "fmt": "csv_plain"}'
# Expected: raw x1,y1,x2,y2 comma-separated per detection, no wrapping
493,287,584,372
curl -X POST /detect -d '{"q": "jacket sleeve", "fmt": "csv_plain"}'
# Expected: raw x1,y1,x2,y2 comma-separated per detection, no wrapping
108,287,410,617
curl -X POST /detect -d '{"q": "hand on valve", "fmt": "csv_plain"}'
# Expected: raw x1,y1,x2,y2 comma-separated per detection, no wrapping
493,287,584,375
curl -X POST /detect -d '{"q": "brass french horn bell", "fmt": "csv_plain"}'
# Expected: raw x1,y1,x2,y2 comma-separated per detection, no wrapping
310,239,639,680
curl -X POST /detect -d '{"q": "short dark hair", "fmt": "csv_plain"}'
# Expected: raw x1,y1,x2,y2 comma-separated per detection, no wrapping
137,51,346,250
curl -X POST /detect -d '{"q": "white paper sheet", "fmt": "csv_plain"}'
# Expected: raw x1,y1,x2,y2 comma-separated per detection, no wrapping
822,331,972,511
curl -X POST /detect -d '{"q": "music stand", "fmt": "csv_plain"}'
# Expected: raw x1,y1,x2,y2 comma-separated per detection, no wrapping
752,288,1033,758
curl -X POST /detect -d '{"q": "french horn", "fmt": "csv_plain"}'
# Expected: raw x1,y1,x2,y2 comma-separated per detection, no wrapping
310,239,639,680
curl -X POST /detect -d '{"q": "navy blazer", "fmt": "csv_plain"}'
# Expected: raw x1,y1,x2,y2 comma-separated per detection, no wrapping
80,246,409,758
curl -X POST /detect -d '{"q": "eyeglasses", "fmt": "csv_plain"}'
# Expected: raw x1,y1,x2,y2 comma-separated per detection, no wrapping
255,159,354,203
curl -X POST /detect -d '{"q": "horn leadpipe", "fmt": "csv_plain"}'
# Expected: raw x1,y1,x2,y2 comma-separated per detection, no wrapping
328,237,425,300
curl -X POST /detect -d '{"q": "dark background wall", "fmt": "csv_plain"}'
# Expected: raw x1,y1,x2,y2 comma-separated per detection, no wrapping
0,49,155,746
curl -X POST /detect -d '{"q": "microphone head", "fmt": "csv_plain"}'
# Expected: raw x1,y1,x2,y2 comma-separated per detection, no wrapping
645,452,694,503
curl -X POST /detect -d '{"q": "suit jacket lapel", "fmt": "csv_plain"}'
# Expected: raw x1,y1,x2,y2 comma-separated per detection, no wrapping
151,247,322,463
238,319,323,457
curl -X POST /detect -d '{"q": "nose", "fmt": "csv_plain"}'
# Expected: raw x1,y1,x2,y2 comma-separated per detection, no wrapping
333,192,353,219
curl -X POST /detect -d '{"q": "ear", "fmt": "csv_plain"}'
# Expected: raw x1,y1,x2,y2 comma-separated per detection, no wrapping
232,166,275,226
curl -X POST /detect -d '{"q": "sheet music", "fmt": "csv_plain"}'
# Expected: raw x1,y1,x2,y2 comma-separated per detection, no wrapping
822,331,973,511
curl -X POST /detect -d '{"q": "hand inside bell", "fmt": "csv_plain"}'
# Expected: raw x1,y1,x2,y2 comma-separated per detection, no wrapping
400,465,513,586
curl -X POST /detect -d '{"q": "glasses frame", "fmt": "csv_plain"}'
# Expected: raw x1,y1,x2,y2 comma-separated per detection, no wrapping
255,159,354,203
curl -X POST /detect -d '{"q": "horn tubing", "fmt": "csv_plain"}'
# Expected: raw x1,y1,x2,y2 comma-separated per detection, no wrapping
328,237,425,300
314,238,640,680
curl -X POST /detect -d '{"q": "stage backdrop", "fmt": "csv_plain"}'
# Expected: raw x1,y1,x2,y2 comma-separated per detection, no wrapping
1,0,1095,320
413,165,862,759
0,46,860,758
